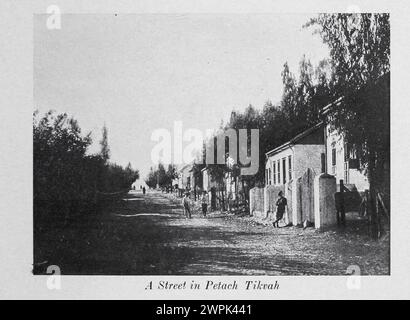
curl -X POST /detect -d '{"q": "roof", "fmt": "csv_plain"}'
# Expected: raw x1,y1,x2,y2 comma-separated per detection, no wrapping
178,163,192,173
321,97,343,116
265,122,323,157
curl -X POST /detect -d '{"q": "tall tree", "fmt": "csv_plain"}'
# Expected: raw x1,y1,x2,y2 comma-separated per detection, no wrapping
145,163,178,190
145,166,158,189
100,124,110,163
307,13,390,238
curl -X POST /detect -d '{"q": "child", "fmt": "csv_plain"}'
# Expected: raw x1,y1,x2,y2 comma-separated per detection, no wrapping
183,192,191,219
272,191,287,228
201,191,208,217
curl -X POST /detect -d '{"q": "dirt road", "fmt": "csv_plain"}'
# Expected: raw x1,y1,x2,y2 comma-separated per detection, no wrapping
35,191,389,275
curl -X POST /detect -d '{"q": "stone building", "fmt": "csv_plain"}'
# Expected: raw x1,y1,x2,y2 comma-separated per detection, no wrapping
265,123,325,187
322,102,369,192
264,124,325,225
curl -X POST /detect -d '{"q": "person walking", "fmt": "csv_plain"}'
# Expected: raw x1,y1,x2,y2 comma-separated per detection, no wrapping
201,191,208,217
183,192,191,219
272,191,287,228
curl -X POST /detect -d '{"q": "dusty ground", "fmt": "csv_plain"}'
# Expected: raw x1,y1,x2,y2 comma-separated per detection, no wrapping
34,191,390,275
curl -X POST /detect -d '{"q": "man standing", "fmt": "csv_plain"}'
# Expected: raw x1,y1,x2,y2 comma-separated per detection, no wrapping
201,191,208,217
272,191,287,228
183,192,191,219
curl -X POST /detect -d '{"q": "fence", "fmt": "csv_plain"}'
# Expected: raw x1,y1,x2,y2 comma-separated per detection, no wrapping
249,187,265,218
264,185,285,219
297,168,315,225
249,168,337,228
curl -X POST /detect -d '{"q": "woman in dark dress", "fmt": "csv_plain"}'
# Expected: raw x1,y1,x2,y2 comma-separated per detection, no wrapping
272,191,287,228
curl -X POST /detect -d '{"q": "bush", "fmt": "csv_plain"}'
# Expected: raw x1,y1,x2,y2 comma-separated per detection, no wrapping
33,111,139,219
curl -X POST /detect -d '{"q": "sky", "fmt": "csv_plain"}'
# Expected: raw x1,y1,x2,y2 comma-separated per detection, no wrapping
34,13,329,179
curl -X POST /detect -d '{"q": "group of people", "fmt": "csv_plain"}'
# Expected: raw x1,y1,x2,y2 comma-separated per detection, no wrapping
182,189,288,228
134,185,146,194
182,191,208,219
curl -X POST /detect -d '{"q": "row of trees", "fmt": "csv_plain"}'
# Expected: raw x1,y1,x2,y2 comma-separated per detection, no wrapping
145,163,178,190
33,111,139,221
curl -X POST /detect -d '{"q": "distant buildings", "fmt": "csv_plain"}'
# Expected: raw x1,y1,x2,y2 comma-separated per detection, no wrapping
177,163,193,191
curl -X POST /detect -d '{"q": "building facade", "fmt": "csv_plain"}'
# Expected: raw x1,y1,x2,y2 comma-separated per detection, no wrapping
178,163,193,190
324,125,369,192
265,124,325,186
265,124,325,225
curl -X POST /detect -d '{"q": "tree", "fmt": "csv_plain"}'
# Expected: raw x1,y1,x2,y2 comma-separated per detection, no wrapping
145,167,158,189
145,163,178,191
33,111,139,220
33,111,92,216
166,164,178,187
307,13,390,238
157,163,167,187
280,56,331,137
100,124,110,163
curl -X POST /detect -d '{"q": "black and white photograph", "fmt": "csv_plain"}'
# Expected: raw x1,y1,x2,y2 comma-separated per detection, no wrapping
32,11,390,276
1,0,409,301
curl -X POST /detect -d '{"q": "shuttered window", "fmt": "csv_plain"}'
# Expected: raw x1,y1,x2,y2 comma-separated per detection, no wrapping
273,162,276,185
288,155,292,180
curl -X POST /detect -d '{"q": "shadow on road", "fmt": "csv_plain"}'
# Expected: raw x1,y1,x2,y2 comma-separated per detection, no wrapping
33,191,389,275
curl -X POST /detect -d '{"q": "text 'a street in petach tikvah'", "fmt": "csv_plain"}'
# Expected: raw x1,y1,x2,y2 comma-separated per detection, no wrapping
151,280,279,290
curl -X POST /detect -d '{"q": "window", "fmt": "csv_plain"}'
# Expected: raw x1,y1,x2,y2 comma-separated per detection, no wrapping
321,153,326,173
282,158,286,184
273,162,276,185
268,168,272,185
265,169,268,185
346,143,359,169
331,148,336,175
344,143,350,183
288,155,292,180
277,160,281,184
344,162,349,184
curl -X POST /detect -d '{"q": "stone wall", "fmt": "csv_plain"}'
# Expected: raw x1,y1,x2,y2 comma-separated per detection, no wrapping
250,169,339,229
314,173,337,229
297,168,315,224
249,187,265,218
293,144,324,180
284,180,293,225
264,185,285,219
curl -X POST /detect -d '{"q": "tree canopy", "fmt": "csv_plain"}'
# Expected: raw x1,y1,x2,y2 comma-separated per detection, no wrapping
306,13,390,189
34,111,139,218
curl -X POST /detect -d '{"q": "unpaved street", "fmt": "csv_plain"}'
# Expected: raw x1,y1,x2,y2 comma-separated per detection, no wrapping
36,191,389,275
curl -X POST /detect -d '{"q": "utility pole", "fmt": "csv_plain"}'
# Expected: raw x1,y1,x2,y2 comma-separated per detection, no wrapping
339,179,346,227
